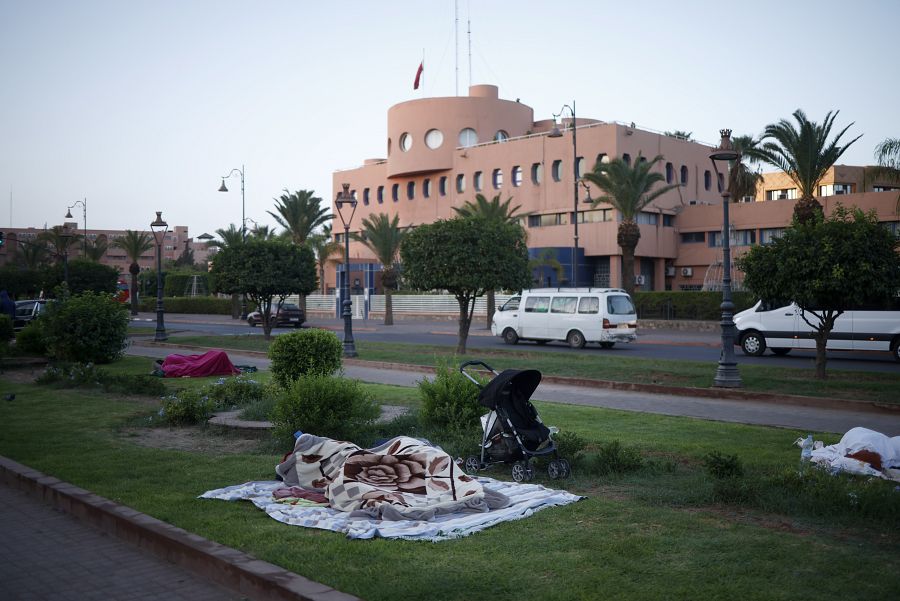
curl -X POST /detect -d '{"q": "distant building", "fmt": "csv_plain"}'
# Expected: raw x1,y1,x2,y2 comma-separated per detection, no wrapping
329,85,900,292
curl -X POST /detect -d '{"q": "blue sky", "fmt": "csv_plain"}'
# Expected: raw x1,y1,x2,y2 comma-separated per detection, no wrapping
1,0,897,237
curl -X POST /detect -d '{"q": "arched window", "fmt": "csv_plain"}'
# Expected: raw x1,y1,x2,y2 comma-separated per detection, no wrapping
494,130,509,142
399,133,413,152
392,183,399,202
439,176,448,196
622,153,631,166
512,166,522,187
665,162,674,184
492,168,503,189
363,188,370,205
531,162,543,184
407,181,415,200
552,160,562,182
597,153,609,166
680,165,688,186
474,171,483,191
456,174,466,193
704,170,711,191
377,186,384,204
423,178,431,198
458,128,478,147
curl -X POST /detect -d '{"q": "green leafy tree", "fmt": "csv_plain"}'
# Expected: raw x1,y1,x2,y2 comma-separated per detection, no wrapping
753,109,861,223
0,265,43,298
400,217,531,354
207,225,247,318
268,189,332,245
308,225,343,295
112,230,154,315
583,153,679,294
210,239,317,340
737,205,900,379
352,213,406,325
453,193,528,327
42,259,119,295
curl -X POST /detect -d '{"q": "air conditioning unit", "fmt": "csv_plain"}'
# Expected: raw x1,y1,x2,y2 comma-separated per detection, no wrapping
681,267,693,277
665,266,676,277
634,275,646,285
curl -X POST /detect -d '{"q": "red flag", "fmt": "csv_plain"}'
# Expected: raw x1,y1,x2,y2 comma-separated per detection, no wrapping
413,61,424,90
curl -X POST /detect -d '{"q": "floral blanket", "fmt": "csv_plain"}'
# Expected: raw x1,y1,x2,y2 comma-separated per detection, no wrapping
274,434,497,520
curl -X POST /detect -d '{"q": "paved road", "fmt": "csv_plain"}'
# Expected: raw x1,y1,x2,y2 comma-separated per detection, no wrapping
127,344,900,436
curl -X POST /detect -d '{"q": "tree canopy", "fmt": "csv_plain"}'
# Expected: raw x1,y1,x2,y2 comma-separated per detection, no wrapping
400,216,530,354
210,239,317,339
737,205,900,378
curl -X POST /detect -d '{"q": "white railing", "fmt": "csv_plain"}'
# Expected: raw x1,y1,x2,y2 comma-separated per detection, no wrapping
304,293,514,318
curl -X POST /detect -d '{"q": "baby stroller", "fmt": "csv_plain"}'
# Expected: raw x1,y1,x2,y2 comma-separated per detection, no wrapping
460,360,571,482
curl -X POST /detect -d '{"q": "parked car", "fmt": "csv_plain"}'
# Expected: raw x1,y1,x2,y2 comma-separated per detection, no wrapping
733,299,900,362
13,299,47,331
246,302,305,328
491,288,638,349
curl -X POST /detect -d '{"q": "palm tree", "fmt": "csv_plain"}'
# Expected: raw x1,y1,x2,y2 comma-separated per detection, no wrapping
208,225,246,318
352,213,406,325
38,226,82,265
453,193,528,326
13,240,50,269
249,223,278,240
727,135,764,202
112,230,154,315
308,225,343,295
869,138,900,213
583,153,679,294
268,189,332,245
754,109,862,223
84,237,108,262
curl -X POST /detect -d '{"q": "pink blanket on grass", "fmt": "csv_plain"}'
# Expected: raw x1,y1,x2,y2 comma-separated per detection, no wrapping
161,350,240,378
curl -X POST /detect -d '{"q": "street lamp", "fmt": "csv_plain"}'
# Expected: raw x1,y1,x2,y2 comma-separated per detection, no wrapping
150,211,169,342
548,101,580,288
59,225,73,284
709,129,742,388
65,198,87,256
334,183,358,358
218,165,247,318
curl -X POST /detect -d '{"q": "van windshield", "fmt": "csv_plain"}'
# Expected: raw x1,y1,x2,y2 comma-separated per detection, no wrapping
500,297,520,311
607,295,635,315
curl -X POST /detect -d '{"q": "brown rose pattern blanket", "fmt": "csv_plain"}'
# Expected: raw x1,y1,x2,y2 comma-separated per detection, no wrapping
276,434,508,520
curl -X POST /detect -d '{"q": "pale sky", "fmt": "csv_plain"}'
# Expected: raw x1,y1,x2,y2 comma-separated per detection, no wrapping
1,0,897,238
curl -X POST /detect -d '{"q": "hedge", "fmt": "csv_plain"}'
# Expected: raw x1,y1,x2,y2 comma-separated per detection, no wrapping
163,272,212,298
138,296,233,314
632,291,757,321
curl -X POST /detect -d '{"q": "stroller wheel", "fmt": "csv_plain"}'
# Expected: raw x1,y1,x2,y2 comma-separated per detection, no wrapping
559,458,571,478
464,456,481,474
547,459,563,480
511,461,528,482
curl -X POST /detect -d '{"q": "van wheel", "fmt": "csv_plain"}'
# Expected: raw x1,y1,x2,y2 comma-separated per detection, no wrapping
600,342,615,349
502,328,519,345
891,337,900,363
770,348,791,356
567,330,586,349
740,331,766,356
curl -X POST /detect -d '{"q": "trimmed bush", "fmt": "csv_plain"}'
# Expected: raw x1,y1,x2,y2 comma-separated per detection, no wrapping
633,291,757,321
138,296,233,314
41,292,129,364
268,329,342,387
271,374,380,445
418,359,484,431
13,320,48,356
163,272,211,298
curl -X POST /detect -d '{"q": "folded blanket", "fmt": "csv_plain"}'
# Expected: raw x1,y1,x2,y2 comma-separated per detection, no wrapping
275,434,501,519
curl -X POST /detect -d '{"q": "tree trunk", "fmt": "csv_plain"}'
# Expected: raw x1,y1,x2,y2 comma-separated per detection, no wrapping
384,289,393,325
231,293,240,319
129,273,139,316
456,296,472,355
793,195,822,225
484,290,495,329
617,221,641,295
814,330,829,379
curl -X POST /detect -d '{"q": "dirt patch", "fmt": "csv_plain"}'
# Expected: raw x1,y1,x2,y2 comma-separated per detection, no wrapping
682,506,812,536
0,367,43,384
120,426,262,454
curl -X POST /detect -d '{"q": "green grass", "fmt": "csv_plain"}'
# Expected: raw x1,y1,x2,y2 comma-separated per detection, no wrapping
160,334,900,405
1,360,898,601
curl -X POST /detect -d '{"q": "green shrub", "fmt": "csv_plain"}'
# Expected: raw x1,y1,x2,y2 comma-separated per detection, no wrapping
554,430,589,467
13,320,47,356
268,329,342,387
271,374,380,445
34,362,166,396
159,390,215,425
41,292,129,363
137,296,233,314
205,373,268,410
588,440,644,475
633,291,757,321
0,314,13,343
702,451,745,479
418,359,484,431
163,272,211,298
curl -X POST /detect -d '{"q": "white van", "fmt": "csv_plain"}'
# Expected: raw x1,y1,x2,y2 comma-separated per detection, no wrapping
491,288,638,349
733,300,900,362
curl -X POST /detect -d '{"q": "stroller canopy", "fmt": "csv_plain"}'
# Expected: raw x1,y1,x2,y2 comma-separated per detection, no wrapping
477,369,542,410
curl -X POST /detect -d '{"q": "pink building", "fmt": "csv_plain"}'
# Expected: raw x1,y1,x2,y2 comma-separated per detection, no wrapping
330,85,900,294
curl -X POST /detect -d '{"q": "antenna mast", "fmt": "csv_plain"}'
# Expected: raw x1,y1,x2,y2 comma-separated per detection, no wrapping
467,11,472,88
454,0,459,96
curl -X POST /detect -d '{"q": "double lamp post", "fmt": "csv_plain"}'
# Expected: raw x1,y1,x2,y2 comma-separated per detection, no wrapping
218,165,248,319
334,183,358,358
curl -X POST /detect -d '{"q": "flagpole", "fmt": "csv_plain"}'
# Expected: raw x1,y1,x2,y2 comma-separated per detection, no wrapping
421,49,425,92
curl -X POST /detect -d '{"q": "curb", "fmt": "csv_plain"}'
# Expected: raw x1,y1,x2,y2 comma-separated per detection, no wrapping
134,342,898,415
0,456,361,601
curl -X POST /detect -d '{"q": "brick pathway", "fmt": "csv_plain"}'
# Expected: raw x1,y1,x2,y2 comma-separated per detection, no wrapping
0,483,246,601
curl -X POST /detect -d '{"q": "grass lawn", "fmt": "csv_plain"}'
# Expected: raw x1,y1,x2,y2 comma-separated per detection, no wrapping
1,358,898,601
158,333,900,405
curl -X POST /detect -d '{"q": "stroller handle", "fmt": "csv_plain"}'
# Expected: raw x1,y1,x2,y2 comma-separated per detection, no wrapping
459,360,498,386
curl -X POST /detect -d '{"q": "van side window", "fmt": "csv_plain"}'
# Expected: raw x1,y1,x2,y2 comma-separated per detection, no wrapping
550,297,577,314
607,295,636,315
578,297,599,314
524,296,550,313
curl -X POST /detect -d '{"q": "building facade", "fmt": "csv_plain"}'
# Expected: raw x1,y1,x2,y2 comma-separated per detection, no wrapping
330,85,900,293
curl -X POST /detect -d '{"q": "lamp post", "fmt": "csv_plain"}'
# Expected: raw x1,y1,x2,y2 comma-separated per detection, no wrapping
709,129,742,388
548,101,580,288
219,165,248,319
59,225,73,284
65,198,87,256
150,211,169,342
334,183,358,358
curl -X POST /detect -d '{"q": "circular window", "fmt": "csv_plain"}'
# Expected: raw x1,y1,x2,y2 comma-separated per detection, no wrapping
494,130,509,142
425,129,444,149
458,127,478,148
399,133,413,152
